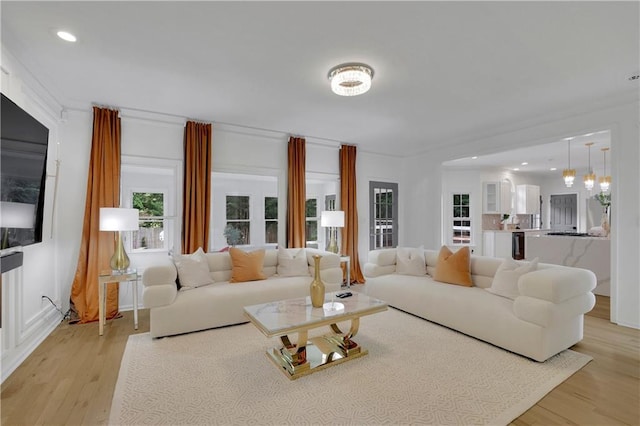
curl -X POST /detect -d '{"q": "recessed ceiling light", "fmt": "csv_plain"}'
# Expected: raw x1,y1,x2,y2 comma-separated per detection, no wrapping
550,167,557,171
521,162,528,166
327,63,374,96
57,31,77,42
513,168,520,171
471,156,478,160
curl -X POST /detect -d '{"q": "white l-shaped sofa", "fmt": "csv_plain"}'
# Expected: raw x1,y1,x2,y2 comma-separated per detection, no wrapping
363,248,596,361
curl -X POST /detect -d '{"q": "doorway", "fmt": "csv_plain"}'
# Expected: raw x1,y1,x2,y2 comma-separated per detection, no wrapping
549,194,577,232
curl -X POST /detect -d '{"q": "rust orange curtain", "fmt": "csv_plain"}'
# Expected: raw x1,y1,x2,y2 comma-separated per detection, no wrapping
182,121,212,254
340,145,365,284
287,137,306,248
70,107,121,323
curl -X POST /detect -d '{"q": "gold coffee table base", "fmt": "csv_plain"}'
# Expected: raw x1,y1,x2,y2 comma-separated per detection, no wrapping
267,333,368,380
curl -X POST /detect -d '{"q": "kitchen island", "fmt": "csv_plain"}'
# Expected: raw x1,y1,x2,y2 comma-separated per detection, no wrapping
526,233,610,296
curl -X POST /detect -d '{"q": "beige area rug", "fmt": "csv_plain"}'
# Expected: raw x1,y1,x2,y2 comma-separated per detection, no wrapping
110,309,591,425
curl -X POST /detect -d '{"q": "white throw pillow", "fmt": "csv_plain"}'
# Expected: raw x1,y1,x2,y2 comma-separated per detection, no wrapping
173,247,214,290
277,247,310,277
396,246,427,276
486,257,539,300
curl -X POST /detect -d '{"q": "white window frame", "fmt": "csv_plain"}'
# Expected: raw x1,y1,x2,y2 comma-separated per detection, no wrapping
450,191,473,246
120,156,181,255
305,196,320,248
128,187,171,253
225,193,252,246
264,195,278,246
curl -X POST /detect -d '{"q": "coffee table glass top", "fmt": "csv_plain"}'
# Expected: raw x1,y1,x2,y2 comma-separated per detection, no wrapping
244,292,387,338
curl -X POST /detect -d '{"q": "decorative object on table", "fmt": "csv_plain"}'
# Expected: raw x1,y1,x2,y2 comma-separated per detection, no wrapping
562,137,577,187
583,142,596,191
327,63,374,96
320,210,344,254
0,201,35,250
310,254,325,307
594,192,611,236
223,224,242,246
99,207,139,272
599,147,611,192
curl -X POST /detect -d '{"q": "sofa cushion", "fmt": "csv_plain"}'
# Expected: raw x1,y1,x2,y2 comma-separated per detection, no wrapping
277,247,310,277
486,257,539,300
396,246,427,276
173,247,214,290
229,247,267,283
433,246,472,287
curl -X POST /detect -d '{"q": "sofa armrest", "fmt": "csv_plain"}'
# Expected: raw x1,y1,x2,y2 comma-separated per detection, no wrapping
364,263,396,278
142,261,178,308
513,292,595,327
367,248,397,266
518,267,596,303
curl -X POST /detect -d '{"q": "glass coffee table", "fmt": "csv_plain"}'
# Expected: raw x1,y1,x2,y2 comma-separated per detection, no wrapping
244,292,387,380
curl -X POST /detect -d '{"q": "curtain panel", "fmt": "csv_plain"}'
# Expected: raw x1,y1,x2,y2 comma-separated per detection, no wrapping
182,121,212,254
340,145,365,284
70,107,121,323
287,137,306,248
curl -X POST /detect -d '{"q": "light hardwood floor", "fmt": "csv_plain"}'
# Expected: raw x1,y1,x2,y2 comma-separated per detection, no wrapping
1,296,638,425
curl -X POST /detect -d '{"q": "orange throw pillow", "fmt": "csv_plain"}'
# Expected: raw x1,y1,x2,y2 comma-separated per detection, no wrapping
433,246,472,287
229,247,267,283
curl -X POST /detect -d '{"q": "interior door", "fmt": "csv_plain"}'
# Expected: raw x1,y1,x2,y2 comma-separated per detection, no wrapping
369,181,398,250
550,194,577,232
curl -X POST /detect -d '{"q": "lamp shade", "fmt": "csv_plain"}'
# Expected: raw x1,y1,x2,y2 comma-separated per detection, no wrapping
0,201,35,229
99,208,139,231
320,210,345,228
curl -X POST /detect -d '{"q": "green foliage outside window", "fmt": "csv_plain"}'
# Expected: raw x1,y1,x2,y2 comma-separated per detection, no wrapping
133,192,164,228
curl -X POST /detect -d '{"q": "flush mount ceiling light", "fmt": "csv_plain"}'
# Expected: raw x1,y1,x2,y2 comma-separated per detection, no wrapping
56,30,77,42
328,63,374,96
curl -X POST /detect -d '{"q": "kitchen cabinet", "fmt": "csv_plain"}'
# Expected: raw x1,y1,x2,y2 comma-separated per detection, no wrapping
483,181,512,214
482,231,513,258
516,184,540,214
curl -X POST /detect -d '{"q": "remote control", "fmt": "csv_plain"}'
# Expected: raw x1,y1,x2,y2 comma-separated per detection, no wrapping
336,292,352,298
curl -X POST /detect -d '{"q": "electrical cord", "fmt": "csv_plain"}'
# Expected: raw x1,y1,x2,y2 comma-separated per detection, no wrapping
41,295,71,322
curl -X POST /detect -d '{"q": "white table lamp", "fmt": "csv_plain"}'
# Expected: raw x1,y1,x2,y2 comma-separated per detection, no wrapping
100,207,139,272
320,210,344,254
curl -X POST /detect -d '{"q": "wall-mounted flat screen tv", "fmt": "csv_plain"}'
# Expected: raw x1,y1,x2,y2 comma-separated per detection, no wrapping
1,93,49,249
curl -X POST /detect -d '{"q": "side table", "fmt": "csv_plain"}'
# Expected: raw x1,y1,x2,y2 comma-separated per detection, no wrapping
340,255,351,288
98,269,138,336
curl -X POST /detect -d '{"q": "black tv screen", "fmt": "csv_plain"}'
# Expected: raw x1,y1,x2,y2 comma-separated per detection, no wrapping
1,93,49,249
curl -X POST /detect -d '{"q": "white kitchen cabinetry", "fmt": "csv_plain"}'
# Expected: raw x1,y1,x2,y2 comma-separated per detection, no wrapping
482,231,513,258
483,181,512,214
516,184,540,214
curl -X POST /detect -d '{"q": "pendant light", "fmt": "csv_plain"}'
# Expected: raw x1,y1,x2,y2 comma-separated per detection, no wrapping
583,142,596,191
599,147,611,192
562,138,576,187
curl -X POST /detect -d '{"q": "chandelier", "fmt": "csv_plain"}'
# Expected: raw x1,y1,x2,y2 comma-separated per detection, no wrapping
583,142,596,191
328,63,374,96
562,138,576,187
599,147,611,192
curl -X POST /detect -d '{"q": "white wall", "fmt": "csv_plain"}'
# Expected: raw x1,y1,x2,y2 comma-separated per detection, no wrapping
404,97,640,329
1,48,65,381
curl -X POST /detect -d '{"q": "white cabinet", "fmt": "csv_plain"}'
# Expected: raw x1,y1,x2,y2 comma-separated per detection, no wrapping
483,231,513,258
483,181,511,214
516,185,540,214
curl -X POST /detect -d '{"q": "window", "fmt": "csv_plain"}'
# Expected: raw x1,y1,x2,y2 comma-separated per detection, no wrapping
226,195,250,245
132,191,167,250
452,193,471,245
264,196,278,244
306,198,318,248
369,182,398,250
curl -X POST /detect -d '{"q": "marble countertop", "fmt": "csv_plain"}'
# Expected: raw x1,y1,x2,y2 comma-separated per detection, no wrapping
526,233,609,240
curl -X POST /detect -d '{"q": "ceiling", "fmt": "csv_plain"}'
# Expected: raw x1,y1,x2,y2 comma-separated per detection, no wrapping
443,129,612,178
1,2,638,162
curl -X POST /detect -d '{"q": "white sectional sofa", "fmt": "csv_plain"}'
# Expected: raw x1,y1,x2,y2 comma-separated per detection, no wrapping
142,248,343,338
363,248,596,362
